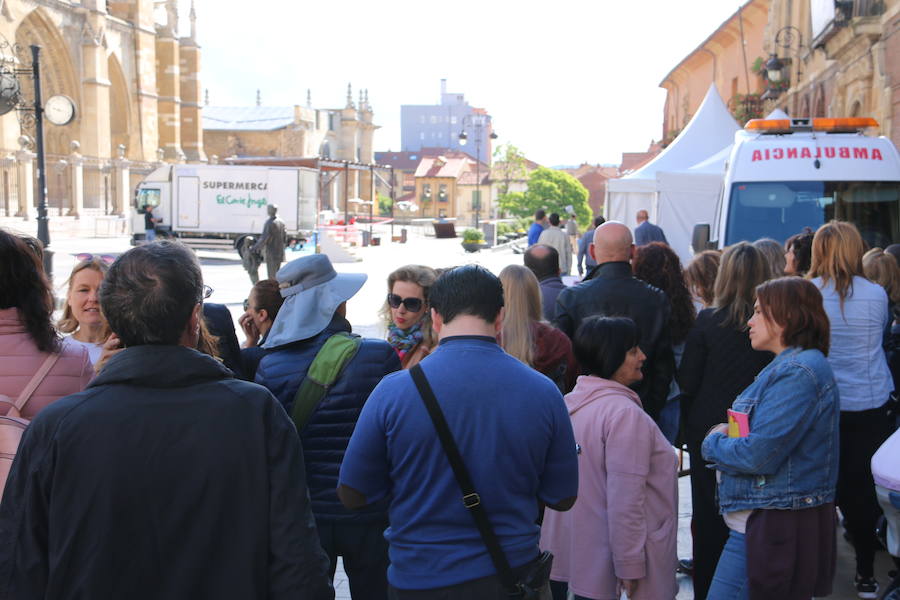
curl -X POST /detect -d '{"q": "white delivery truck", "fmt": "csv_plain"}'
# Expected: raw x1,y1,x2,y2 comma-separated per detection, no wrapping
692,117,900,251
131,164,319,248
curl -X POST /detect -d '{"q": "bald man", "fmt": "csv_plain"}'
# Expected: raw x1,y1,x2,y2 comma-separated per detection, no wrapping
634,209,668,247
554,221,674,422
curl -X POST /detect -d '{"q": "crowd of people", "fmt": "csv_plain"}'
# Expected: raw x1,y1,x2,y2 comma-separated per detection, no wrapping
0,209,899,600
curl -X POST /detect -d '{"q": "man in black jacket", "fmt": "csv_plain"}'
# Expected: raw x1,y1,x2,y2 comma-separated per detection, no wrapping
554,221,674,422
0,241,334,600
524,244,565,322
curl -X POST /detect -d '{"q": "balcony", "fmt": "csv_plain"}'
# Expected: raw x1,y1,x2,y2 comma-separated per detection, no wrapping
729,94,765,125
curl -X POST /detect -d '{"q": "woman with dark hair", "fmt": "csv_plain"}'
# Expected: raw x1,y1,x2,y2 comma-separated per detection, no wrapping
634,242,696,443
784,228,814,276
0,229,93,419
677,242,773,600
542,316,678,600
808,220,894,597
239,279,285,380
704,277,839,600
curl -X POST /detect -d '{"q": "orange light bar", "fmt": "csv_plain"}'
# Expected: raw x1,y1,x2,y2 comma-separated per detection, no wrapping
745,119,792,132
812,117,878,132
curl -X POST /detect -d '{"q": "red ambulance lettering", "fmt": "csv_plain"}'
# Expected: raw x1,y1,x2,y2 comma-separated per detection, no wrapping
839,147,850,158
853,148,869,159
873,148,883,160
787,148,798,159
801,148,812,159
773,148,784,159
824,148,835,158
752,150,763,161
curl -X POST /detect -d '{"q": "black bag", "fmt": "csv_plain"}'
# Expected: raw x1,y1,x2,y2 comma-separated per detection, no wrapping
409,365,553,599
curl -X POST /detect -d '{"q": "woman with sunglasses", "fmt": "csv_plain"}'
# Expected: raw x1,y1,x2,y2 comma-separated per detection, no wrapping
381,265,437,369
58,255,114,365
239,279,285,380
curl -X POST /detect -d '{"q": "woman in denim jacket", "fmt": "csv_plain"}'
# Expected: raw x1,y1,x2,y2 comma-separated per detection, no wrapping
703,277,839,600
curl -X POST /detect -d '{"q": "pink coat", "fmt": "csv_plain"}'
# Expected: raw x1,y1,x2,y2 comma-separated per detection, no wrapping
0,308,93,419
540,376,678,600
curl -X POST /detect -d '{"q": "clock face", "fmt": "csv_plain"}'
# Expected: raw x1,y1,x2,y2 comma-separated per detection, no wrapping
45,95,75,126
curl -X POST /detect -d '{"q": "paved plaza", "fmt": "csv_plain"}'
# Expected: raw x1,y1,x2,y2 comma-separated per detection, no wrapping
0,216,894,599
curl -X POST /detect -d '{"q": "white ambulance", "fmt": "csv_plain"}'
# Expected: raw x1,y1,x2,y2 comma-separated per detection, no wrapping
693,117,900,251
131,164,318,248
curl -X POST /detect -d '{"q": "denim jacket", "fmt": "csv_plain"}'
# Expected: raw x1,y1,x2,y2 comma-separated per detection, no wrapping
701,347,839,512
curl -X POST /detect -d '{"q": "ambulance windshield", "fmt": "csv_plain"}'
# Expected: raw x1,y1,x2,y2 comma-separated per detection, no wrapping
725,181,900,247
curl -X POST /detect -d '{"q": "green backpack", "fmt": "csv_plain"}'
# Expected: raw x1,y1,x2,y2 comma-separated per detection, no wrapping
290,332,362,432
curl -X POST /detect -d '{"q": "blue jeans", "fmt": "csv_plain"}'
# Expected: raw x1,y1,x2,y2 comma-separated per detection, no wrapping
658,397,680,445
145,227,157,242
707,529,749,600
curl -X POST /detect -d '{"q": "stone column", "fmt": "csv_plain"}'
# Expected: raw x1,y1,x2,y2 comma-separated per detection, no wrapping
179,2,206,163
133,0,160,162
68,141,84,218
113,145,131,218
15,146,35,219
156,1,183,161
339,91,359,201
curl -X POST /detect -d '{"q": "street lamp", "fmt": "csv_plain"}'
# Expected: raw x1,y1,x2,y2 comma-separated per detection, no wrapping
458,115,497,229
762,26,804,101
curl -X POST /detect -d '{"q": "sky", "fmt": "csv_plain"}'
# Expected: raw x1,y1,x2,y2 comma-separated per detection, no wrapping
178,0,750,167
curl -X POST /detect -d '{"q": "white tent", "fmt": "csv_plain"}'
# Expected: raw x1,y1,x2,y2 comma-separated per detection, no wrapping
605,84,739,263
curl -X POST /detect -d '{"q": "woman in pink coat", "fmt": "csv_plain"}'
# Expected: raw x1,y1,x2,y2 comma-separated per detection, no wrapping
542,316,678,600
0,230,93,419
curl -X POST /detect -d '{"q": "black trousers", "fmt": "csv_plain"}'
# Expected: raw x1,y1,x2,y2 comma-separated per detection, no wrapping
317,518,389,600
836,403,894,578
688,439,730,600
388,561,550,600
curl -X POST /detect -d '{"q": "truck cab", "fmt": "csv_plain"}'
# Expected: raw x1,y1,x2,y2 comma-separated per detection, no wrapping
693,117,900,251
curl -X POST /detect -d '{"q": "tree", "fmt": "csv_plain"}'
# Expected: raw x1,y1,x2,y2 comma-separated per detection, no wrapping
493,143,529,217
518,167,592,229
377,194,392,217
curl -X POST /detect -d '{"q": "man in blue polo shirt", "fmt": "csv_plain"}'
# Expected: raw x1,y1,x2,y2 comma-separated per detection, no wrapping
527,209,548,246
338,265,578,599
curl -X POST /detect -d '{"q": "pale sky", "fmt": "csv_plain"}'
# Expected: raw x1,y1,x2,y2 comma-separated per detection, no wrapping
179,0,750,167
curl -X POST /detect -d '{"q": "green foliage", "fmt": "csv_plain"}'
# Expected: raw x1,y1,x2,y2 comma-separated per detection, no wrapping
496,222,514,237
515,167,592,229
377,194,392,217
462,228,485,243
493,143,530,217
498,191,526,216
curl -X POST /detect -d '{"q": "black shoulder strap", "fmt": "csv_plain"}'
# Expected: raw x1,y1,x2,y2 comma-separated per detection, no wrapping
409,364,519,594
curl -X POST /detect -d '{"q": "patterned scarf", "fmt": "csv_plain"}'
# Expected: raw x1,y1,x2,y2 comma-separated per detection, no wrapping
387,322,424,359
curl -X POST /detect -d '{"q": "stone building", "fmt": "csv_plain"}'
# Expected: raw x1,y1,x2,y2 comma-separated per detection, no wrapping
762,0,899,146
412,152,491,225
659,0,769,141
203,85,377,208
0,0,205,220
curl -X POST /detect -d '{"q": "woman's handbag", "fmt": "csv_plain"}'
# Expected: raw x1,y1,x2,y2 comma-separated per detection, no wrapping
409,365,553,599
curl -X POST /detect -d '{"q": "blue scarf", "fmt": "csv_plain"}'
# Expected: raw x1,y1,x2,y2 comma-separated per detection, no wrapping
388,322,424,359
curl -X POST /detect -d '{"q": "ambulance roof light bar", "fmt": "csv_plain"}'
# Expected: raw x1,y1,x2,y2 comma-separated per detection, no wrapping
745,117,879,134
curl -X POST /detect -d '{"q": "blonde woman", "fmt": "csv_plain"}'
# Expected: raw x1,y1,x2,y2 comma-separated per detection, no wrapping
684,250,721,311
863,247,900,314
499,265,576,393
381,265,437,369
808,221,893,596
58,256,113,365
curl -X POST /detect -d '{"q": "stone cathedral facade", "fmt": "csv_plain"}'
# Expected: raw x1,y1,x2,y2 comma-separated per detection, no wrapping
0,0,205,220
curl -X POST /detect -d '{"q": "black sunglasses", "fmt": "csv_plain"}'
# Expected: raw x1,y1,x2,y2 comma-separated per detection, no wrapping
387,293,424,312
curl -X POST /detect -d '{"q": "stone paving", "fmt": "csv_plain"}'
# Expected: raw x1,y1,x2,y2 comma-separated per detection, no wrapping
2,216,895,599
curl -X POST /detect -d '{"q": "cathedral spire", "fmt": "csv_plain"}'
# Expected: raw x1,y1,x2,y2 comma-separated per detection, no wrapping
307,88,312,107
189,0,197,41
346,83,354,108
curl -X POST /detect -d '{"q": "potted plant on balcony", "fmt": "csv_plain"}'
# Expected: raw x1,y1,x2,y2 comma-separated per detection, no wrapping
461,228,486,252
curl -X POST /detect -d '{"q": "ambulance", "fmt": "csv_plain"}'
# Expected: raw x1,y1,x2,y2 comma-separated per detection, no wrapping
692,117,900,251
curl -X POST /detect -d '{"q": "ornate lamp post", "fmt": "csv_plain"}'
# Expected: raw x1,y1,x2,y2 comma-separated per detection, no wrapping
458,114,497,229
761,26,805,101
0,38,76,277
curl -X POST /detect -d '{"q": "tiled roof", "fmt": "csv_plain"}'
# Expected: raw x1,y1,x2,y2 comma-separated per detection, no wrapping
457,170,490,185
414,156,470,179
203,106,295,131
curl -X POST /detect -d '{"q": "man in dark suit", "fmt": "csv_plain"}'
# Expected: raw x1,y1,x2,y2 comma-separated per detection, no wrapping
634,209,668,246
524,244,565,322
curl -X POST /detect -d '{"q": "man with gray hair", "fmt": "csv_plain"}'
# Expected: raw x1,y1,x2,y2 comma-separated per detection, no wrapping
554,221,674,423
0,241,334,600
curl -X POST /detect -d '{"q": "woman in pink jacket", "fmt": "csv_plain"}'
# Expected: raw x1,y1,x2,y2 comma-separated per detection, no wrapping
542,316,678,600
0,230,93,419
